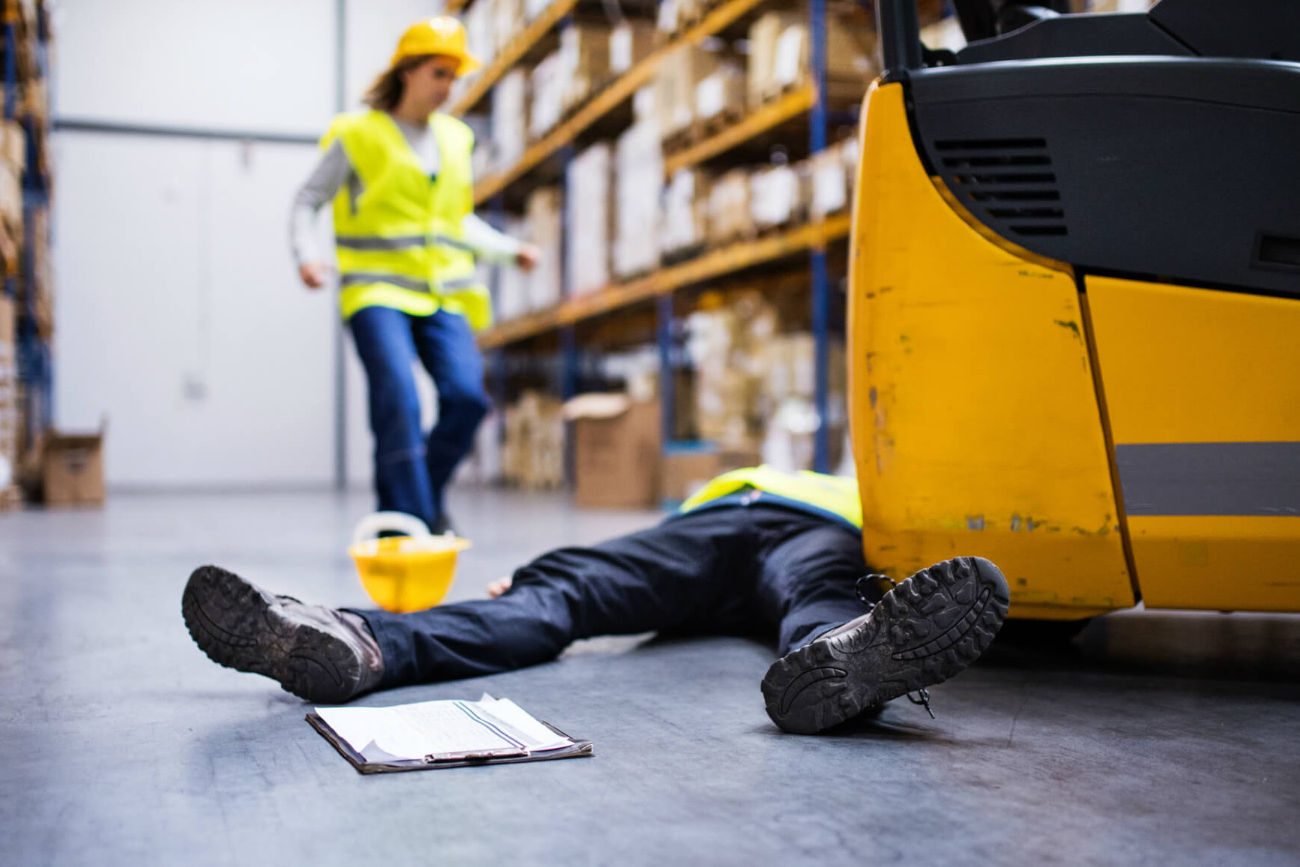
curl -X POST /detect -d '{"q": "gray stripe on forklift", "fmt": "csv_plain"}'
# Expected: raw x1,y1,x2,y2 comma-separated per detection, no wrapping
1115,442,1300,517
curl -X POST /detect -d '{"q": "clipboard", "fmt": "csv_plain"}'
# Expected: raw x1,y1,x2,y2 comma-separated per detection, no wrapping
306,713,595,774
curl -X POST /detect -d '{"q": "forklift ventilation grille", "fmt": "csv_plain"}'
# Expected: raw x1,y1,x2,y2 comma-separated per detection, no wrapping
935,138,1068,238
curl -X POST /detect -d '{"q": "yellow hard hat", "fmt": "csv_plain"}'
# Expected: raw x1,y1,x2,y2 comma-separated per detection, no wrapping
390,16,481,76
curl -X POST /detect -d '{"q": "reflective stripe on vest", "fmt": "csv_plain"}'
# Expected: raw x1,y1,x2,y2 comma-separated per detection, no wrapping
678,466,863,529
324,110,492,328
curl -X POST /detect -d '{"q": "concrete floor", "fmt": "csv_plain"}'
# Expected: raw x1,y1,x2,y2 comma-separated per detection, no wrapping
2,487,1298,866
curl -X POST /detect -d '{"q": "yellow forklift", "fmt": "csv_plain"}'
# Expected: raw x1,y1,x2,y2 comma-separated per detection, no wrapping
848,0,1300,620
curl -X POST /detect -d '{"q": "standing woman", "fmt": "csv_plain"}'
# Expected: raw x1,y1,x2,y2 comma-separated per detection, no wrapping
291,17,537,534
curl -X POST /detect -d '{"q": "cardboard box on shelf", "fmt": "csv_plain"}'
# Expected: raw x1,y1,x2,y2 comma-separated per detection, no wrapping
565,393,662,509
610,20,656,74
462,0,498,76
566,142,612,296
0,295,15,477
43,428,106,507
525,186,563,310
661,442,762,504
613,120,663,278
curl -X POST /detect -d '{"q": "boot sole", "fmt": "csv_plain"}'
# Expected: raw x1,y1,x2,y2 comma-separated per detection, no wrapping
761,556,1010,734
181,565,361,704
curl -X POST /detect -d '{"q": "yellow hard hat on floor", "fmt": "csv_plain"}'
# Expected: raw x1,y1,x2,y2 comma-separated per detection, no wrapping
390,16,481,76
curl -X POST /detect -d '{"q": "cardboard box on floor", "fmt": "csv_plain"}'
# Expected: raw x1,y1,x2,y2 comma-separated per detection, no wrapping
565,394,661,509
661,442,762,505
43,426,106,506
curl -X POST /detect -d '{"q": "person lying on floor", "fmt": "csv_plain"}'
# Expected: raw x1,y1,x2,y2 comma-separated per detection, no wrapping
182,466,1010,735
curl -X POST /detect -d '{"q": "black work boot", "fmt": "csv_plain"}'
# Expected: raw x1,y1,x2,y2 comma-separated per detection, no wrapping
182,565,385,704
761,556,1010,734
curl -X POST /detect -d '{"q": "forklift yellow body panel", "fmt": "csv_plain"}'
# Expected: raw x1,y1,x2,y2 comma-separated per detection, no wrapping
848,83,1133,619
849,82,1300,617
1086,276,1300,612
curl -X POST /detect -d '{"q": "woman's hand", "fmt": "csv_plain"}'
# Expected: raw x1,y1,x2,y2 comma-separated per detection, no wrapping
515,244,540,272
486,576,513,599
298,262,332,289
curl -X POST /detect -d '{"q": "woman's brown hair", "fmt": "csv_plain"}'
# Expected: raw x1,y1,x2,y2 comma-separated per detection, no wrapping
362,54,436,112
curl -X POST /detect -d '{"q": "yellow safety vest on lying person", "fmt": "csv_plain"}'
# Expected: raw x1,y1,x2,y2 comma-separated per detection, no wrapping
323,110,491,329
679,466,863,531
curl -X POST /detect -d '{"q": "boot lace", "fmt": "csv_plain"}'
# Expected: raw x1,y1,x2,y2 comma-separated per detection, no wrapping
857,572,936,720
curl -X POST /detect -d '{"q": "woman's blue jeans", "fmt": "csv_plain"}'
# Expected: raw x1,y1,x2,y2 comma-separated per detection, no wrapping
348,306,489,528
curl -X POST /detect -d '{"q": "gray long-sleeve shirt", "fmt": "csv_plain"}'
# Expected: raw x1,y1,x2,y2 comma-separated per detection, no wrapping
290,115,522,267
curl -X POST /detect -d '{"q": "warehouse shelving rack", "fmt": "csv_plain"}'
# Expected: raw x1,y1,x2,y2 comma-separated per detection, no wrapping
455,0,860,473
2,0,51,450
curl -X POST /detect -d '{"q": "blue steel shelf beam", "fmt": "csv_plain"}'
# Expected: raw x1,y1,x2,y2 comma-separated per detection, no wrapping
809,0,832,473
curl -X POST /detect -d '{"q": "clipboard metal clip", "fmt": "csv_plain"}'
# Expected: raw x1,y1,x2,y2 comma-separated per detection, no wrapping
422,748,530,764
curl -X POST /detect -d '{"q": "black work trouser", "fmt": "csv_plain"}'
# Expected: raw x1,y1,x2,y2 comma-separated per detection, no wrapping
356,504,873,689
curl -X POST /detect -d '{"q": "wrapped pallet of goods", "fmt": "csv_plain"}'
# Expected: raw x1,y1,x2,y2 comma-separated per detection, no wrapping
491,69,527,173
693,62,746,134
559,22,613,112
653,42,723,146
528,51,565,140
524,0,550,23
612,120,663,279
0,121,24,275
0,294,16,505
758,335,847,473
747,7,876,109
27,206,52,339
462,0,497,81
686,291,778,449
660,168,709,261
525,187,563,311
807,137,859,222
502,390,565,490
705,169,753,245
609,20,656,75
566,143,612,297
492,0,524,55
750,161,805,232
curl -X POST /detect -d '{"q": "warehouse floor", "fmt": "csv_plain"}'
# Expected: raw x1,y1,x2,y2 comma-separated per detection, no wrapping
3,488,1299,866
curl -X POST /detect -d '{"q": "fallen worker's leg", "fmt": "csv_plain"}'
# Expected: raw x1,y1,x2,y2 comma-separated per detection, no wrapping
182,565,385,704
761,557,1010,735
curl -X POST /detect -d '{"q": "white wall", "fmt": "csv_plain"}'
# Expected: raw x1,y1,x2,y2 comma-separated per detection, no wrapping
52,0,445,489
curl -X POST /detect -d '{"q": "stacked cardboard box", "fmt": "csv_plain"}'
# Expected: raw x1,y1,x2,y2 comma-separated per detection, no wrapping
747,8,876,108
566,142,612,296
502,390,566,489
494,216,531,321
750,162,804,232
612,120,663,278
565,393,661,508
525,186,563,310
758,334,847,473
693,61,745,131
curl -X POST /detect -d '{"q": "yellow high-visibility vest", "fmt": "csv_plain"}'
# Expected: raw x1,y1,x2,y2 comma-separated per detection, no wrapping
323,110,491,329
679,465,863,530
